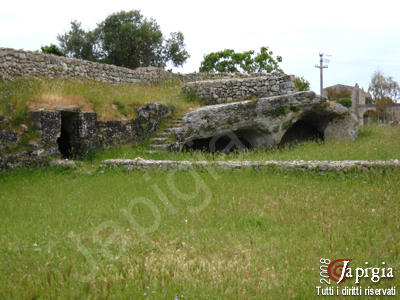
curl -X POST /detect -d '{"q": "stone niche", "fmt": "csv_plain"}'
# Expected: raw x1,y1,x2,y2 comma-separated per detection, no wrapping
29,103,173,158
1,102,173,171
30,108,99,158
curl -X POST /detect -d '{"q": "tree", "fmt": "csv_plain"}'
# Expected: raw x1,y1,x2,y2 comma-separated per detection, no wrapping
368,71,400,103
199,47,282,73
57,10,189,68
295,76,310,91
58,21,101,62
40,44,65,56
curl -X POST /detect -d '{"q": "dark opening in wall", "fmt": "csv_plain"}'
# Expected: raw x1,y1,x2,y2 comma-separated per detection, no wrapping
279,118,324,147
57,111,78,158
183,131,253,153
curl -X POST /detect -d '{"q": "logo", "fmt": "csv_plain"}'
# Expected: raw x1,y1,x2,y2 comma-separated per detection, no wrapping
327,259,353,283
317,258,396,297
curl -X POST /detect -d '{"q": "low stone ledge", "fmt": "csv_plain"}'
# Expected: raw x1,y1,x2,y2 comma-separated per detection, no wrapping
49,159,77,169
100,158,400,172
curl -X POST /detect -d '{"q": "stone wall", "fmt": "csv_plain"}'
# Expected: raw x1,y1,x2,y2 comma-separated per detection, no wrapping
182,73,296,104
180,72,267,82
0,103,173,171
0,48,178,84
0,47,270,85
97,103,173,147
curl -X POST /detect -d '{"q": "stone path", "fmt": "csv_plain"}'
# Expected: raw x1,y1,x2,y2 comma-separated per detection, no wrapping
100,158,400,172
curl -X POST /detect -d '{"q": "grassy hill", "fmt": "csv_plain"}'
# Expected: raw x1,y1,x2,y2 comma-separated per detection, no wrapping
0,78,200,129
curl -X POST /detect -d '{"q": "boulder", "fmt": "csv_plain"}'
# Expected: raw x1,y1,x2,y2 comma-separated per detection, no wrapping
173,91,359,152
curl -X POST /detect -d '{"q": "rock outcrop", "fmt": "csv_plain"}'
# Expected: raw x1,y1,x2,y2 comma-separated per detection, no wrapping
172,91,358,152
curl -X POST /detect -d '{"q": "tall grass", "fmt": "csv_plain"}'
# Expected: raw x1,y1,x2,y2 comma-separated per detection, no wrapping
0,78,200,124
0,167,399,299
86,124,400,163
1,120,400,298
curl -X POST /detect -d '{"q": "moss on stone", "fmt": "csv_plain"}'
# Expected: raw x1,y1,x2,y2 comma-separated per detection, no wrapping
200,124,215,132
283,120,292,130
263,106,291,117
246,100,258,109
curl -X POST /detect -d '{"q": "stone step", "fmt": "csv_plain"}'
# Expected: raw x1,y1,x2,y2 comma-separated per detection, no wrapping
155,132,171,138
150,144,171,151
163,127,180,133
169,123,183,127
150,137,168,143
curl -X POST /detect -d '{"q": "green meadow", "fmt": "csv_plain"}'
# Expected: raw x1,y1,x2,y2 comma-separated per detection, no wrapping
1,124,399,299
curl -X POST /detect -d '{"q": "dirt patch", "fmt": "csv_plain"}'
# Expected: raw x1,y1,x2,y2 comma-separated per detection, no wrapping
29,93,94,112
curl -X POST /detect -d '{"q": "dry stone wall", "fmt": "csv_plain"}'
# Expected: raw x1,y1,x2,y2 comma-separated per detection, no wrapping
182,73,296,104
0,48,178,84
0,103,173,171
0,47,271,84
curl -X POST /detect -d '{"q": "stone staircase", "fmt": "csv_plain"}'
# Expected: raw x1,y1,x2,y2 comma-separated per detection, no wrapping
149,117,183,151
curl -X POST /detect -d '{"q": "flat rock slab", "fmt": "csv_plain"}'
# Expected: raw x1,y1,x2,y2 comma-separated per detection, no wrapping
100,158,400,172
49,159,77,168
173,91,359,151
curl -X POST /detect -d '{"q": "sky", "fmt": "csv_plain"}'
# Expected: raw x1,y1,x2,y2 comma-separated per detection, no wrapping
1,0,399,92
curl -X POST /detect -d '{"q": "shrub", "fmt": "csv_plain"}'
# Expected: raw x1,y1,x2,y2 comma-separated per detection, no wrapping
40,44,65,56
337,97,352,108
295,76,310,91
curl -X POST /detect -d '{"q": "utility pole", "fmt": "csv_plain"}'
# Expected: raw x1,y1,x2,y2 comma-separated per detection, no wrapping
315,53,328,97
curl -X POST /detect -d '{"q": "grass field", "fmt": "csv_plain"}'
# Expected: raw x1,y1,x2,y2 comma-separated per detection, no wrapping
1,124,399,299
87,124,400,163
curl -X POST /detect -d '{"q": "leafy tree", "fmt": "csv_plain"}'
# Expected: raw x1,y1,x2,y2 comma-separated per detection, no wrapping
57,10,189,68
163,32,189,67
368,71,400,103
199,47,282,73
58,21,101,62
295,76,310,91
40,44,65,56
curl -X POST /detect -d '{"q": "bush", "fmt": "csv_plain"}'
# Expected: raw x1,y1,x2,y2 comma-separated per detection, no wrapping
295,76,310,91
40,44,65,56
337,97,352,108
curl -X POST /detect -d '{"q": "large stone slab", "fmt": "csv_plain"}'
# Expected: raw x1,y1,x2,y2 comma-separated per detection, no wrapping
173,91,359,151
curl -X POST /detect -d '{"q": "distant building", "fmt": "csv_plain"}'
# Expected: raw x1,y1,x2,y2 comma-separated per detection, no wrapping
323,83,372,107
323,83,400,124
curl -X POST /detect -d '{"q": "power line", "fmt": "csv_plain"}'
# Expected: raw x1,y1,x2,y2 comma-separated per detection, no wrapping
315,53,328,97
